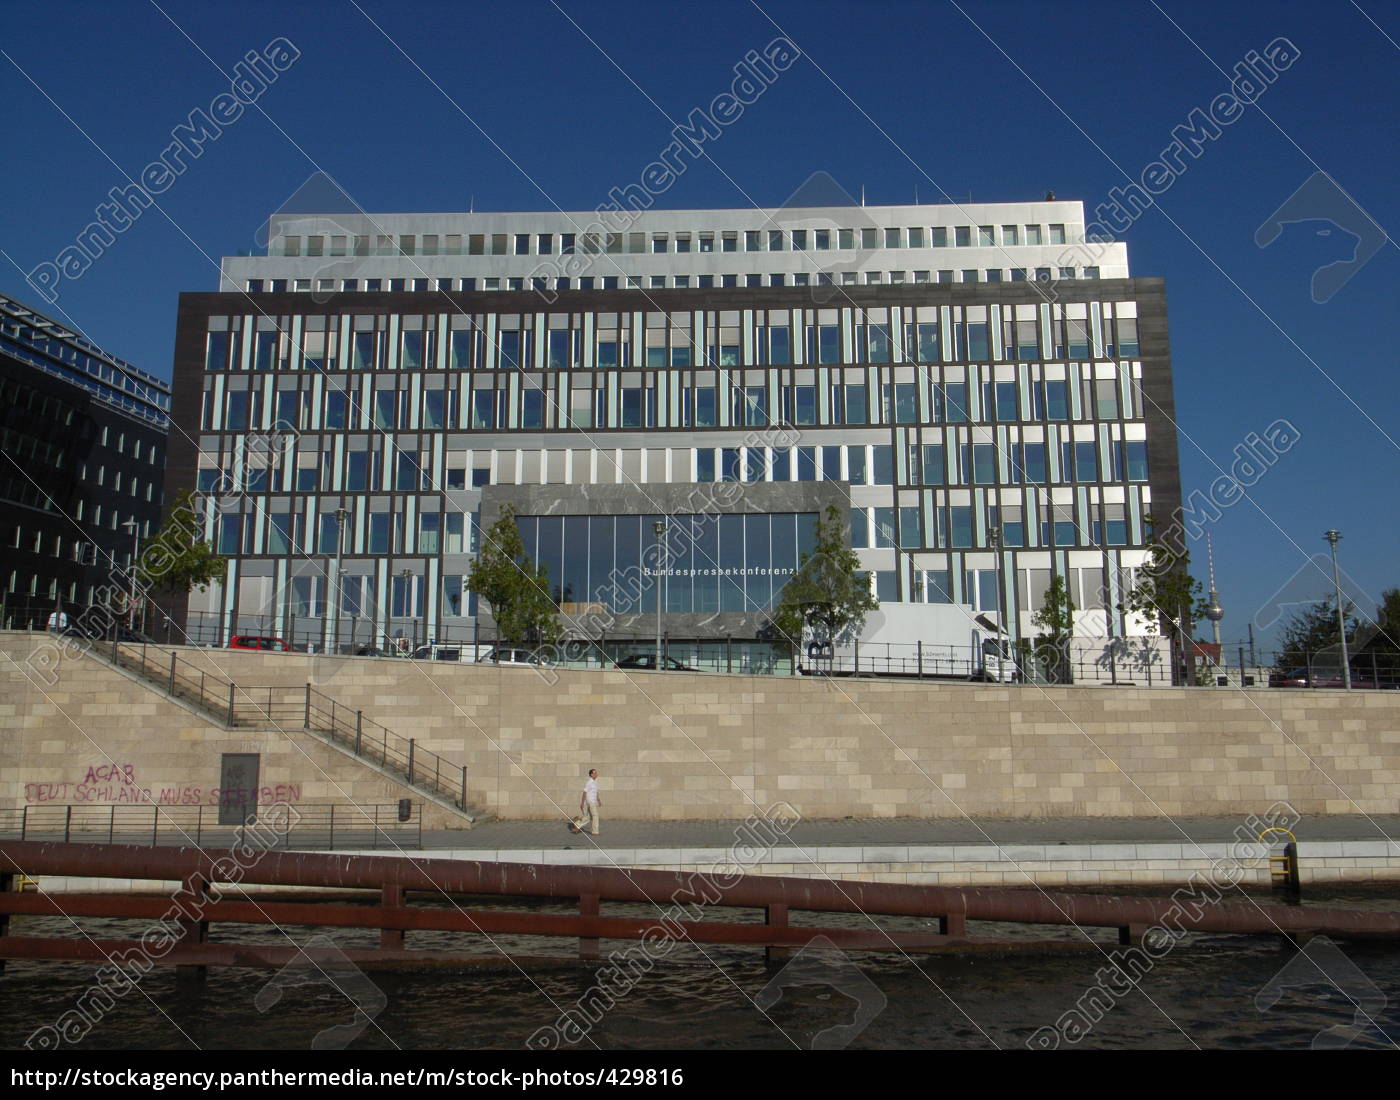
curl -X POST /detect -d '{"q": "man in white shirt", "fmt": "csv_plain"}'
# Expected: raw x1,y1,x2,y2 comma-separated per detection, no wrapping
579,769,601,836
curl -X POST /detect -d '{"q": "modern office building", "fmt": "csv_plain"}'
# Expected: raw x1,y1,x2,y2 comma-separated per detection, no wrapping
166,198,1179,667
0,292,170,630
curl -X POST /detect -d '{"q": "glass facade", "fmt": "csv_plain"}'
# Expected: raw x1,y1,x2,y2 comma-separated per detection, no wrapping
518,512,817,614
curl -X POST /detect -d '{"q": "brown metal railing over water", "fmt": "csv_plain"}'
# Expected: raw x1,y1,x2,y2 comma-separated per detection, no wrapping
2,841,1399,973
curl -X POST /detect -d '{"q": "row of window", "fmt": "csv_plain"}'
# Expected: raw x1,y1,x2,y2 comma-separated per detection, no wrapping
6,526,143,568
208,312,1137,375
1,328,170,413
191,557,1136,625
198,431,1149,499
273,223,1073,260
207,373,1141,436
850,497,1133,552
246,267,1102,295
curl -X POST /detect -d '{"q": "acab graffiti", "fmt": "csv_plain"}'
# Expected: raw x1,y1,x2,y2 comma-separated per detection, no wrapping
24,764,302,806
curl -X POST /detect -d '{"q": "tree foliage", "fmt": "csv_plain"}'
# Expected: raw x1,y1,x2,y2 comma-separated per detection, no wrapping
1029,574,1076,684
138,491,228,594
768,504,879,654
1355,588,1400,657
1031,574,1076,640
467,505,561,647
1274,596,1357,673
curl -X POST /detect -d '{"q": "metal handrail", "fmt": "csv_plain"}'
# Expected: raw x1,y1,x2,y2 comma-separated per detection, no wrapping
0,803,423,850
103,641,471,811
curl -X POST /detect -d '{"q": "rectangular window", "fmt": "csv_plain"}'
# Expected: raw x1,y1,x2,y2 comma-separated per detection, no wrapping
1045,380,1069,419
943,383,967,422
521,389,544,429
973,444,996,484
872,445,894,484
1075,441,1098,481
499,331,521,370
996,381,1017,421
205,332,230,371
845,384,867,424
849,508,869,548
898,506,921,548
1023,443,1047,483
949,506,972,548
694,387,717,427
793,386,816,425
1126,440,1149,481
873,507,896,548
921,444,944,485
471,389,496,429
369,513,390,554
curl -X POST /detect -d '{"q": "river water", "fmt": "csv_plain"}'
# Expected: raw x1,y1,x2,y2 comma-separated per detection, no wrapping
2,889,1398,1051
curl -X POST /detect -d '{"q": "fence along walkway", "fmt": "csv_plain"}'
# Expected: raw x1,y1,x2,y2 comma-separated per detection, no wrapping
97,641,479,824
0,803,424,851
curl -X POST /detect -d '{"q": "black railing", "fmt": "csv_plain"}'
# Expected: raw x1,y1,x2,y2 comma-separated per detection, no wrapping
103,641,473,813
0,803,423,850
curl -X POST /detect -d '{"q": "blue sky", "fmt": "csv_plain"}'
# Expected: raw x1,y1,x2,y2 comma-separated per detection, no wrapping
2,0,1395,649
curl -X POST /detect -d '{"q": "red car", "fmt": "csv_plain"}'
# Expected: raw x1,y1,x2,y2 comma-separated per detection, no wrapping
228,635,291,652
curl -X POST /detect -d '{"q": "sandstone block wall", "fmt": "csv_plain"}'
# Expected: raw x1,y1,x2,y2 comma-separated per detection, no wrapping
4,632,1398,823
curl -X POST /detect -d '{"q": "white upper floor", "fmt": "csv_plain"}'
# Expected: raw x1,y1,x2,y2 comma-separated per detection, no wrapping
221,199,1131,293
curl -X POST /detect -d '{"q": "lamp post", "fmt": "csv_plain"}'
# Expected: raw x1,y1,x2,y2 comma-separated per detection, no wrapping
1324,530,1351,689
988,525,1005,679
652,520,666,668
333,507,349,655
120,518,140,633
401,568,414,651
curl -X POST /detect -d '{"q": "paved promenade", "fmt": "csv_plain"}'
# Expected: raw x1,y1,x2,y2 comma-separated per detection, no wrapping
432,814,1400,851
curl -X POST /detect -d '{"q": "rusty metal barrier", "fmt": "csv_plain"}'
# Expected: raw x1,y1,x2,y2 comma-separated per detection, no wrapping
1,841,1398,972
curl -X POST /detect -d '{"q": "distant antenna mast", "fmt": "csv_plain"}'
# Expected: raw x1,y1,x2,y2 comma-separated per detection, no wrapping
860,184,866,207
469,194,475,213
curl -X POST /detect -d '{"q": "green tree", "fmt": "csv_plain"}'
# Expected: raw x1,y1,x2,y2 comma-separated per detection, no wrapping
1030,574,1076,683
1354,588,1400,657
1274,595,1357,673
138,490,228,595
467,505,561,647
1122,520,1208,684
768,504,878,655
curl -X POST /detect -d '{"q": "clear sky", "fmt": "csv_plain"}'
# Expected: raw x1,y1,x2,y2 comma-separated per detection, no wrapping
1,0,1395,650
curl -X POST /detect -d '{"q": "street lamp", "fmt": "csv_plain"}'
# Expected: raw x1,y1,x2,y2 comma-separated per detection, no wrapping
333,506,350,655
1324,530,1351,689
988,525,1006,679
401,568,414,650
652,520,666,668
120,518,140,633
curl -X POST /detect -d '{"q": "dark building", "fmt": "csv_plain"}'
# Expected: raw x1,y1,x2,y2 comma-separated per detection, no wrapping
0,292,170,632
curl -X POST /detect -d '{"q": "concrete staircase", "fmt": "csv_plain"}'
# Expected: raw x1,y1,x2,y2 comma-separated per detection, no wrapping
93,639,487,826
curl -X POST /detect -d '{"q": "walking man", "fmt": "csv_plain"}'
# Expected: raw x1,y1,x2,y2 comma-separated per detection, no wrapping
580,768,601,836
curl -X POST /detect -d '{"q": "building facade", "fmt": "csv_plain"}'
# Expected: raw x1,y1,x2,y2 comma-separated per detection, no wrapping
0,292,170,631
168,199,1179,667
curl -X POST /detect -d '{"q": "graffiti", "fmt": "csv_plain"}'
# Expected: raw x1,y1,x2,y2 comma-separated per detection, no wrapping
23,765,302,805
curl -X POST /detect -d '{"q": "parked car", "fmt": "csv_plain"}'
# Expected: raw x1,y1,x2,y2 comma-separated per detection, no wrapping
228,635,291,652
477,647,542,666
613,654,697,672
411,644,463,661
1269,666,1391,689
